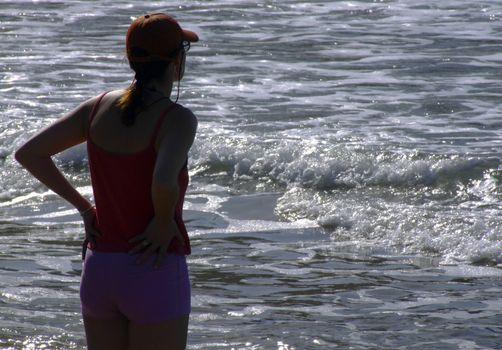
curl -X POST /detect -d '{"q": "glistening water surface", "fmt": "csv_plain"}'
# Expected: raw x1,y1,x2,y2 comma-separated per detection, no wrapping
1,1,501,349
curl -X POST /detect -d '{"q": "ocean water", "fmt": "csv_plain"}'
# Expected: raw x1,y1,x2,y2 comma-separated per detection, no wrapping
1,0,502,349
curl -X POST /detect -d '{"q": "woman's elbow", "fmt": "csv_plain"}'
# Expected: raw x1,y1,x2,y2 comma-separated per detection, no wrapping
14,144,46,166
14,146,30,165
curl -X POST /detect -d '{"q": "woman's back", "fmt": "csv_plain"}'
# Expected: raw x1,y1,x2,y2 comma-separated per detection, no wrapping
88,89,177,154
86,90,190,254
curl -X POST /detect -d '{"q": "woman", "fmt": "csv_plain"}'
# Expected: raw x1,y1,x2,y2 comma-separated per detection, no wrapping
15,13,198,350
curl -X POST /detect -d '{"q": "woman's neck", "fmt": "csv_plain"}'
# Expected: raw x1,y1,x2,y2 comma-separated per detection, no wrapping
144,80,173,100
136,84,174,111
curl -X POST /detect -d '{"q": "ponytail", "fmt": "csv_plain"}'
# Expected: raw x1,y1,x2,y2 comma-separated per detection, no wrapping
117,47,173,126
117,76,144,126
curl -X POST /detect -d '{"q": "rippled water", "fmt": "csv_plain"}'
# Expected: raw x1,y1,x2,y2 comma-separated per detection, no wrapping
1,1,502,349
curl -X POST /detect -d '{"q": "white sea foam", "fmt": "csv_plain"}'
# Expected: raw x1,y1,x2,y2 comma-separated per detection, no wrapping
1,2,502,349
1,0,501,267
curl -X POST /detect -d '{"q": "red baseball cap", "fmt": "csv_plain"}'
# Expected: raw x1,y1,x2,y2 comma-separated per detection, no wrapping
126,13,198,63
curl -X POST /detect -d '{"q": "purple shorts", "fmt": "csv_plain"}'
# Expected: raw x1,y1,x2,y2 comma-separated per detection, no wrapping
80,249,191,324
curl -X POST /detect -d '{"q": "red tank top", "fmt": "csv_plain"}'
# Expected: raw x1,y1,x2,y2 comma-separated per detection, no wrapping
86,92,190,255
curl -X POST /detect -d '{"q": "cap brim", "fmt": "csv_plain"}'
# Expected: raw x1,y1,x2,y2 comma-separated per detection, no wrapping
182,29,199,42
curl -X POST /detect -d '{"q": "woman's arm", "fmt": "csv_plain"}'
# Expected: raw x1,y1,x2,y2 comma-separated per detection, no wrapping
129,106,198,266
15,96,97,212
151,107,197,224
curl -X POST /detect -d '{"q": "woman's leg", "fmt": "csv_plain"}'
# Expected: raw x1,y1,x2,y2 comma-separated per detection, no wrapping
81,249,130,349
121,254,191,349
128,314,189,350
83,315,129,350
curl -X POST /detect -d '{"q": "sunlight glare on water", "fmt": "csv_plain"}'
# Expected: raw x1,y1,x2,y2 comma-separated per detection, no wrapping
0,0,501,349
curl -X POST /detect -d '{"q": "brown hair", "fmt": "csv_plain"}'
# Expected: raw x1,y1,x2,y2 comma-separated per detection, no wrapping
117,48,173,126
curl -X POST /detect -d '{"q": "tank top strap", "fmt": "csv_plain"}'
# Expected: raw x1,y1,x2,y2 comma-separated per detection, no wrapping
149,103,181,147
87,91,109,138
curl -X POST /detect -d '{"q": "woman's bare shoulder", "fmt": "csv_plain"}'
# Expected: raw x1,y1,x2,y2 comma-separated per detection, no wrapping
165,105,198,143
172,105,198,129
72,90,123,117
154,105,197,152
94,89,124,107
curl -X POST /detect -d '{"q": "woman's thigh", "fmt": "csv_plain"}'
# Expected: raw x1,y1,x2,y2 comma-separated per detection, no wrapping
117,254,191,324
83,315,129,350
128,314,190,350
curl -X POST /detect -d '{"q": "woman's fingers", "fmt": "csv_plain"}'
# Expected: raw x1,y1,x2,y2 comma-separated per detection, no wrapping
85,224,101,246
86,225,101,238
128,218,181,261
82,211,101,249
128,240,148,255
154,250,167,269
129,232,147,244
135,242,158,264
86,234,96,247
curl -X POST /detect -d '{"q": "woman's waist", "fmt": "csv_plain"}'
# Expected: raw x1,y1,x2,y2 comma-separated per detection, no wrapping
90,239,189,254
90,230,190,255
83,247,189,275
